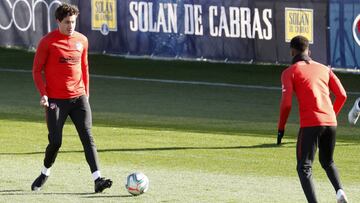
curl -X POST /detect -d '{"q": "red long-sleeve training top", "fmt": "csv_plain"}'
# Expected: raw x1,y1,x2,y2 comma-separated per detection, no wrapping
278,60,347,130
33,29,89,99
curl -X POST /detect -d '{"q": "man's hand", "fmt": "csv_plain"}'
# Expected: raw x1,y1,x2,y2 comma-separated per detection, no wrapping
277,130,284,145
40,95,49,107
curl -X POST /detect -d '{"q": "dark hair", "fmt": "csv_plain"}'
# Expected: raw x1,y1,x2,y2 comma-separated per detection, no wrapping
290,35,309,52
55,3,79,22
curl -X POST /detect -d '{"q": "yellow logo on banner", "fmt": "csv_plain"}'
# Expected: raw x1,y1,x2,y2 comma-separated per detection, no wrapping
285,8,313,44
91,0,117,35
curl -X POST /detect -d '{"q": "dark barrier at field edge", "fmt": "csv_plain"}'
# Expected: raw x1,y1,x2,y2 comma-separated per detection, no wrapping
0,0,358,69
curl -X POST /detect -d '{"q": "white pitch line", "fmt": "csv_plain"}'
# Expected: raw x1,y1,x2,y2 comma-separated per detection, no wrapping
90,74,281,90
1,67,360,95
0,68,32,73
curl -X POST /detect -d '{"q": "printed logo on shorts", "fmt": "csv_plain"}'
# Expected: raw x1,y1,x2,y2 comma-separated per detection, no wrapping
49,103,57,110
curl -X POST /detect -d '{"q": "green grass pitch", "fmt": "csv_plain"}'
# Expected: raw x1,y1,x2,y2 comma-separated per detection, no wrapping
0,47,359,202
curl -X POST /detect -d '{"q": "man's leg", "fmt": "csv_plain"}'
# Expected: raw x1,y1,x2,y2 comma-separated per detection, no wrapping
44,99,68,167
319,126,342,191
296,127,322,203
32,99,69,191
319,126,348,202
69,96,112,193
69,96,100,173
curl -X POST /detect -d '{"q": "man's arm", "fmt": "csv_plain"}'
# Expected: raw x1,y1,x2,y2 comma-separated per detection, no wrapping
329,70,347,115
81,38,89,97
278,69,293,130
277,69,293,144
33,38,48,97
33,38,49,107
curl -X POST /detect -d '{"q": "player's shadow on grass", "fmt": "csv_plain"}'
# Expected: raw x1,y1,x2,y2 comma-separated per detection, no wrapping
0,142,303,155
0,189,24,193
8,142,360,155
0,190,94,196
3,141,357,155
41,193,132,198
0,190,132,197
82,194,133,198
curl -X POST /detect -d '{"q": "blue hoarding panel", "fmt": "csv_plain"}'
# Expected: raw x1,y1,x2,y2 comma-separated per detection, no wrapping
329,0,360,69
0,0,336,67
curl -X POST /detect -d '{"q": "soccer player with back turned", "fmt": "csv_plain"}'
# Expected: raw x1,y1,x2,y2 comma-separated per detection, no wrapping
277,36,348,203
31,3,112,193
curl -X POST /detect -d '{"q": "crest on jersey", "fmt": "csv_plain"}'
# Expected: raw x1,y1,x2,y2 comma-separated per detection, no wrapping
75,42,83,51
353,14,360,47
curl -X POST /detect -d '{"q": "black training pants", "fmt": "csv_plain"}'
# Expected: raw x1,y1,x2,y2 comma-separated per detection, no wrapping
296,126,343,203
43,95,100,173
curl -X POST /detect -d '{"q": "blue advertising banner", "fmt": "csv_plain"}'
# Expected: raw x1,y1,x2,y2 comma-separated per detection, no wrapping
329,0,360,69
0,0,342,68
80,0,328,64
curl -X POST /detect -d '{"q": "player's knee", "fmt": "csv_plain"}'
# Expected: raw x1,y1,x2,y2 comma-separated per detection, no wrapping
49,140,62,150
80,133,95,145
319,158,333,169
297,163,312,174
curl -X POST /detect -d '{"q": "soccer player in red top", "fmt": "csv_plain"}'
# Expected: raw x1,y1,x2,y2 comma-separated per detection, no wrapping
31,3,112,193
277,36,348,203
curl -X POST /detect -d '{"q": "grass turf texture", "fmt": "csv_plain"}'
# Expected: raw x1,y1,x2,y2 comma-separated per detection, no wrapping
0,47,359,202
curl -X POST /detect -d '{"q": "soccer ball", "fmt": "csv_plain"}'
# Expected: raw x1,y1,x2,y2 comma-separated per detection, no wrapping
125,172,149,196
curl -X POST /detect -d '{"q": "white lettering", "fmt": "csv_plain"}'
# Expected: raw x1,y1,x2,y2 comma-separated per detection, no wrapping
138,2,148,32
168,3,178,33
148,2,156,32
128,2,178,34
0,0,61,32
218,6,230,37
209,6,272,40
229,7,240,38
263,9,272,40
0,0,13,30
240,7,251,39
157,3,167,32
184,4,194,34
193,5,203,35
184,4,202,35
252,8,263,39
33,0,62,32
129,2,138,31
13,0,32,32
209,6,217,36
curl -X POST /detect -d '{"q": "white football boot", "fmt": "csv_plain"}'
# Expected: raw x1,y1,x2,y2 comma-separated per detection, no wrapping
348,97,360,125
336,189,348,203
